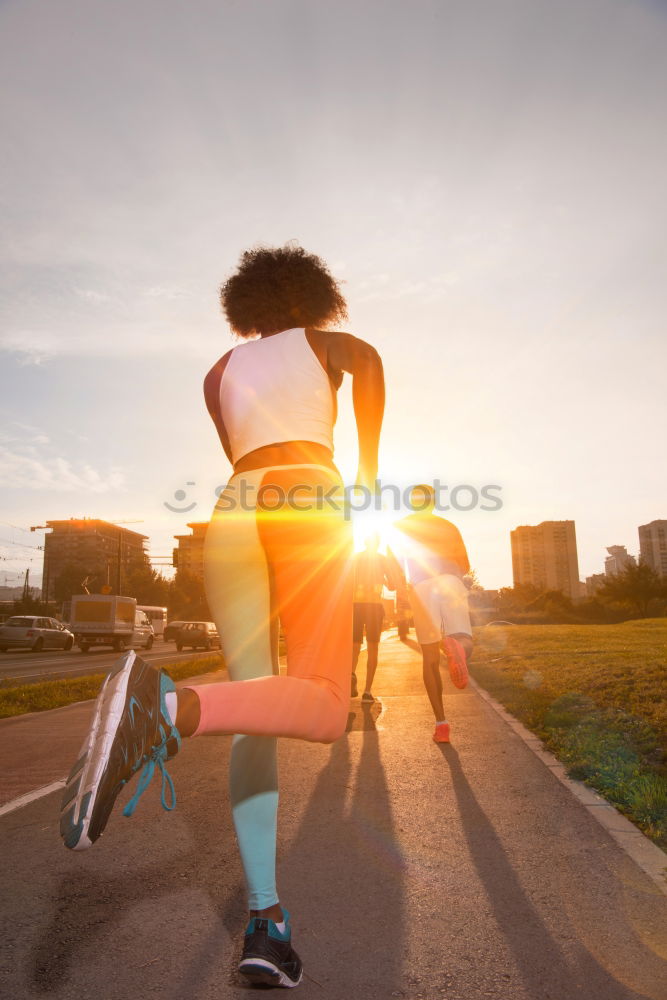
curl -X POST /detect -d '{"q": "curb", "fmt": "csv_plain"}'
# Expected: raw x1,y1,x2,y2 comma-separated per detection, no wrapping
469,676,667,897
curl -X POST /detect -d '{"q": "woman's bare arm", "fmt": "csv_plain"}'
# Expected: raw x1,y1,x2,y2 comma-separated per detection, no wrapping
203,351,233,463
323,331,385,489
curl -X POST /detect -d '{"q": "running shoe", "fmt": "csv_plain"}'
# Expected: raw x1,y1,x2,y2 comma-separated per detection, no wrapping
239,909,303,988
361,691,375,703
60,650,180,850
433,721,451,743
444,636,469,689
350,672,358,698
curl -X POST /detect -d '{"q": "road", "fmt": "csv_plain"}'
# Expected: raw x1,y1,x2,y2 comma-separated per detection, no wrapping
0,636,665,999
0,641,223,686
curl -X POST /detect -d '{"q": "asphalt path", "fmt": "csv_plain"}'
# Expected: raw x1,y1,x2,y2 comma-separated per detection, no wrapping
0,636,665,999
0,642,222,686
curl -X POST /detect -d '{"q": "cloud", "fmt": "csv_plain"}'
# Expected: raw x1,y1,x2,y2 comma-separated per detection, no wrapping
1,338,54,366
8,420,50,444
0,266,223,363
145,285,190,300
0,439,126,493
354,271,459,304
74,288,112,304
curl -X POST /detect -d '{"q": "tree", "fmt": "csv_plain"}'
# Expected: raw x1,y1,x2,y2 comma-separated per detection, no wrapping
525,590,574,613
168,569,211,621
12,588,41,615
464,568,483,592
123,562,170,606
495,583,540,614
598,562,666,618
53,562,93,604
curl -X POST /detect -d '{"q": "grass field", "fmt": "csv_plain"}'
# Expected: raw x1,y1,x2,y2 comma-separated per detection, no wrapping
0,653,226,719
471,619,667,848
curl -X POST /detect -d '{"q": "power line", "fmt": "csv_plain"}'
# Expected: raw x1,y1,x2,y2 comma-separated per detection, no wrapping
0,556,42,563
0,520,33,533
0,537,44,551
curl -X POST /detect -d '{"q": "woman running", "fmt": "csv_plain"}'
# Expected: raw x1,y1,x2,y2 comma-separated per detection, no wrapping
59,244,385,989
390,484,471,745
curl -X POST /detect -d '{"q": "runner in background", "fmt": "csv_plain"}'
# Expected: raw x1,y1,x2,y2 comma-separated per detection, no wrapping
389,484,472,744
351,533,399,702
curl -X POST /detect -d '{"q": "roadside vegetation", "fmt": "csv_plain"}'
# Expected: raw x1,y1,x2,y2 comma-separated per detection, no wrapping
0,653,225,719
471,563,667,626
471,619,667,848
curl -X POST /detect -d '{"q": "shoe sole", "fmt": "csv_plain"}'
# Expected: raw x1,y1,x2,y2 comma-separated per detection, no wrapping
445,639,469,690
239,958,303,988
59,649,138,850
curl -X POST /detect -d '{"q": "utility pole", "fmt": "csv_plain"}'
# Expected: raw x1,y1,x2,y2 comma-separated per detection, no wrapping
117,527,122,595
30,524,49,612
101,519,144,596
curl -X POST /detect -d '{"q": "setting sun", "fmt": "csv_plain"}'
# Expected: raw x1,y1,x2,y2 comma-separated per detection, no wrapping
351,503,401,553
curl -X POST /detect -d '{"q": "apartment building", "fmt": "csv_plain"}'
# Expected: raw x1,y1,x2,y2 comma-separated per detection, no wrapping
511,520,580,600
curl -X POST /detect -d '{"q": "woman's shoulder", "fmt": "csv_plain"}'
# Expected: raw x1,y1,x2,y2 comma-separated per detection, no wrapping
305,328,380,384
305,327,354,345
203,350,234,395
304,328,346,385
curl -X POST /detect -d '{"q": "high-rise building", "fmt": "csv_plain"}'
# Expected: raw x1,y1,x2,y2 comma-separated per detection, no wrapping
638,520,667,577
173,522,209,581
604,545,636,576
511,520,580,599
41,518,149,600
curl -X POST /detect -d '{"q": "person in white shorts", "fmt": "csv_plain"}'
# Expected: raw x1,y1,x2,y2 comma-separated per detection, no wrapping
390,484,472,744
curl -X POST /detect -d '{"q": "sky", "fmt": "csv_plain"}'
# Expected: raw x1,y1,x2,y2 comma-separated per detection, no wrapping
1,0,666,591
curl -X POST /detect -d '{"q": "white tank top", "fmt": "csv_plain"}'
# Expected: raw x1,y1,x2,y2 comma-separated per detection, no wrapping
219,328,335,464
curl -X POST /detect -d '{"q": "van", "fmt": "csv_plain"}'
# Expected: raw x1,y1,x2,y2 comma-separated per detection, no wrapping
136,605,168,638
133,609,154,650
70,594,154,653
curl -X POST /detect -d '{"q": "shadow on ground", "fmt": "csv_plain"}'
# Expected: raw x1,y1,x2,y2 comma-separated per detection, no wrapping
29,724,405,998
439,744,647,999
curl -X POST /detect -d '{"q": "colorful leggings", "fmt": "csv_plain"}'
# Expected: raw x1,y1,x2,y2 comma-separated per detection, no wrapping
189,465,353,908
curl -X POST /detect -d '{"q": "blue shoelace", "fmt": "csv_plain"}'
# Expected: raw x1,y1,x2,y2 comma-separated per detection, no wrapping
122,749,176,818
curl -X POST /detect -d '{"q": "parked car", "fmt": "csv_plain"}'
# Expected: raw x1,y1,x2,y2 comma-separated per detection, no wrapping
175,621,221,652
0,616,75,652
164,620,186,642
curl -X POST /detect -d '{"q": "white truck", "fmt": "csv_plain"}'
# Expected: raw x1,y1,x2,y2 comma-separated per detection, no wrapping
69,594,154,653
